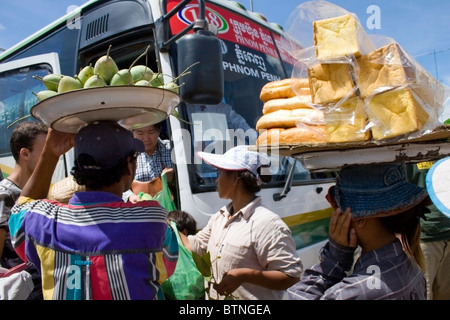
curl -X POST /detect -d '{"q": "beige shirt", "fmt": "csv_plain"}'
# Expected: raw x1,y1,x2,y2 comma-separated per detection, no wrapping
188,197,303,300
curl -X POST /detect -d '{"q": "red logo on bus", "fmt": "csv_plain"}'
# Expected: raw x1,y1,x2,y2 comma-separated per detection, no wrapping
175,4,229,34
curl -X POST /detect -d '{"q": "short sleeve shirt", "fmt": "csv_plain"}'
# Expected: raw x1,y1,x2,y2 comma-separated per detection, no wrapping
188,197,303,300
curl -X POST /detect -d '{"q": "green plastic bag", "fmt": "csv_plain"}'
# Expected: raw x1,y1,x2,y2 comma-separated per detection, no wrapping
161,221,205,300
153,171,177,211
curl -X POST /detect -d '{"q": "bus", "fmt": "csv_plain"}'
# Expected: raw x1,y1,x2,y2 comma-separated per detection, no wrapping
0,0,335,269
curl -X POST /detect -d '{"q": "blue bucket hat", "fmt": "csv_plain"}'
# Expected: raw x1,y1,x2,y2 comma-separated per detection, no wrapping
333,162,428,218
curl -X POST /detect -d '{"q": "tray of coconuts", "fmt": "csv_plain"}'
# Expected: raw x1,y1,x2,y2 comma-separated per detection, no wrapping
31,45,183,133
253,3,450,172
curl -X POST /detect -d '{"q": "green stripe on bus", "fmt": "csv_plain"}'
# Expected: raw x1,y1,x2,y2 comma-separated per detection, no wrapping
290,217,330,250
0,165,11,177
282,207,333,250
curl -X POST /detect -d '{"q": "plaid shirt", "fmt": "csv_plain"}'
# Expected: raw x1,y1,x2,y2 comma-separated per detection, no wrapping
288,238,426,300
134,139,172,182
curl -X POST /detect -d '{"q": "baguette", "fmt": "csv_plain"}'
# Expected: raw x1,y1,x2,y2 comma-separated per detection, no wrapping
263,95,312,114
257,126,328,145
260,78,310,102
256,108,325,130
256,128,284,145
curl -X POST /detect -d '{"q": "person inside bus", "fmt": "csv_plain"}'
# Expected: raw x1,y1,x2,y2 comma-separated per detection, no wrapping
120,116,173,203
178,145,303,300
185,100,258,146
0,121,47,300
8,121,178,300
288,162,427,300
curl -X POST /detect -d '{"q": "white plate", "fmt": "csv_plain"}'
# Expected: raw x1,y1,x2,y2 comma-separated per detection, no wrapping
30,86,180,133
426,157,450,218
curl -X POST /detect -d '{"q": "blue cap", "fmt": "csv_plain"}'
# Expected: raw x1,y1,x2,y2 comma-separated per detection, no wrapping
75,120,144,169
333,162,428,218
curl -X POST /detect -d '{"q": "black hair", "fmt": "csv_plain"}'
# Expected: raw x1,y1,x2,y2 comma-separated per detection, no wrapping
379,199,428,271
70,152,137,190
9,121,48,161
236,165,272,193
167,210,197,235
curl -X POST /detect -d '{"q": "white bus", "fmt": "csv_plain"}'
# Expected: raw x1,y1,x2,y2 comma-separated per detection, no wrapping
0,0,335,269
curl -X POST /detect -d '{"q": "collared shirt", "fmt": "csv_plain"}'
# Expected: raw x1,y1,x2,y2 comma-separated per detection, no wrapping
9,191,178,300
134,139,172,182
288,239,426,300
188,196,303,300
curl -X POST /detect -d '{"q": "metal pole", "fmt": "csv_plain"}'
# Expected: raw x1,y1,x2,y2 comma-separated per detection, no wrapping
433,50,439,80
249,0,253,11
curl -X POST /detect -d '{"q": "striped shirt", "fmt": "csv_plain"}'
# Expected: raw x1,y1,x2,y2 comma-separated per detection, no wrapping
288,239,426,300
8,191,178,300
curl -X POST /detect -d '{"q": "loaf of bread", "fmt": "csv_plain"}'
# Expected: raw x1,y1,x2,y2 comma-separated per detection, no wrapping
255,108,325,130
260,78,310,102
262,95,312,114
356,43,414,98
357,42,445,111
308,63,356,104
257,126,328,146
366,87,429,140
313,14,361,60
324,97,371,143
256,128,283,145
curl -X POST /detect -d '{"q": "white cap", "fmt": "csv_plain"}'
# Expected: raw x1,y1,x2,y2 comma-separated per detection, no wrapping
197,145,270,177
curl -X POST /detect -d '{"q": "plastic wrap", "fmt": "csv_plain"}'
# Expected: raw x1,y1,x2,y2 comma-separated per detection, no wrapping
276,0,450,146
280,1,375,61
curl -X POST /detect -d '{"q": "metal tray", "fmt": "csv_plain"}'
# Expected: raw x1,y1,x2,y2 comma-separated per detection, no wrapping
31,86,180,133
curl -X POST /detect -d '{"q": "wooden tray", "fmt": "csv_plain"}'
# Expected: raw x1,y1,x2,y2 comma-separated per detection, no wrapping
254,126,450,171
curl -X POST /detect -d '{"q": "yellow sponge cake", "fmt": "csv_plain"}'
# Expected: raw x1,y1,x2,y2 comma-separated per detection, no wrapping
367,87,429,140
308,63,356,104
357,42,446,113
356,43,415,98
313,14,361,60
325,97,371,143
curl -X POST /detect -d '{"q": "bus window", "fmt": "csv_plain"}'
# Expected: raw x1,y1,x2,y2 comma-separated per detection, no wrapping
0,64,52,155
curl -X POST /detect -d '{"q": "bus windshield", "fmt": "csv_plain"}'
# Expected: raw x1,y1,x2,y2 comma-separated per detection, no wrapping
0,64,51,156
169,1,335,191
